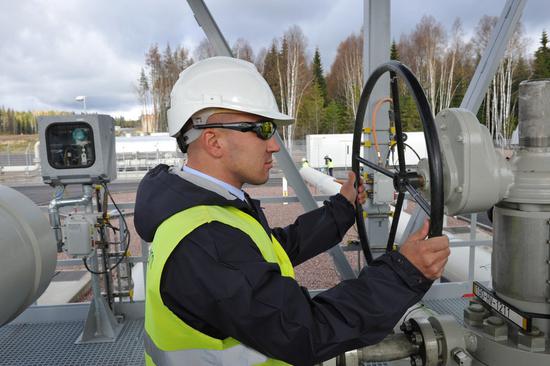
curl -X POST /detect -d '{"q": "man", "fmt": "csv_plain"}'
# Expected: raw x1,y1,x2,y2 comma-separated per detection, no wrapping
324,155,334,176
135,57,450,366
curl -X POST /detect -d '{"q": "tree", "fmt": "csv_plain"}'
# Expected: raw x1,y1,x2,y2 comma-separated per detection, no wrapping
390,40,399,60
142,43,192,132
136,68,151,128
326,32,363,124
232,38,254,62
262,40,283,110
399,16,447,114
296,83,324,137
473,16,529,145
281,26,309,151
194,38,215,61
311,48,328,104
532,30,550,79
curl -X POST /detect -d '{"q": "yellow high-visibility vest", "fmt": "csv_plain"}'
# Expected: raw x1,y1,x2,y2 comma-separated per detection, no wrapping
145,205,295,366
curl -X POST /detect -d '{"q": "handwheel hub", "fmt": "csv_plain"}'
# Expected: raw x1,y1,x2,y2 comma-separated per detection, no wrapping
393,172,424,193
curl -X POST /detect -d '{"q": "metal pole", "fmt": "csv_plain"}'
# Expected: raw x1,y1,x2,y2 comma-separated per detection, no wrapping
185,0,355,279
362,0,391,249
468,214,478,282
186,0,232,57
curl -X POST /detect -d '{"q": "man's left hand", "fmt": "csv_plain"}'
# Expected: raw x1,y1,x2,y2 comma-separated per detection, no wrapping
336,171,366,208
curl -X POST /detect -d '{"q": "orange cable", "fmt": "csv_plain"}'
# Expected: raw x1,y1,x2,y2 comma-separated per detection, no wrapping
371,97,393,164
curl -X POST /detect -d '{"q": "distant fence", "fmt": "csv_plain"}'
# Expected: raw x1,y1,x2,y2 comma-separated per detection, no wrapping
0,139,307,173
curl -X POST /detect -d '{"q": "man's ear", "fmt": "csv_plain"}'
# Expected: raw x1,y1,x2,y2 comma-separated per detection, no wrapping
200,129,224,158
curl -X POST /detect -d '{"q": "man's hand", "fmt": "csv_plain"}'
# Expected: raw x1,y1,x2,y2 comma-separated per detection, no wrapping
399,220,450,280
336,171,367,208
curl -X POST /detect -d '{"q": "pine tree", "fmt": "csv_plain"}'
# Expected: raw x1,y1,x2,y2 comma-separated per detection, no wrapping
312,48,328,104
262,41,283,111
532,30,550,79
390,40,399,60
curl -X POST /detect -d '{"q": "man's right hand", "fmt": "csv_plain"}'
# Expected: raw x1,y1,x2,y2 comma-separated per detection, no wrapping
399,220,450,280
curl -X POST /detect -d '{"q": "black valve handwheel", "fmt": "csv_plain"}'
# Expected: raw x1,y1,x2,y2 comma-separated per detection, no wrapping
351,61,443,265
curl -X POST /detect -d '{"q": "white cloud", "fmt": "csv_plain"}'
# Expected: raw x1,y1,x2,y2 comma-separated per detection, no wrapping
1,0,548,118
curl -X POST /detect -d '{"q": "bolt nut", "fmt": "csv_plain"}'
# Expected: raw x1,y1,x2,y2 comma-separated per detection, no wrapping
412,331,423,346
401,320,413,333
486,316,504,326
482,316,508,341
464,305,488,327
465,333,478,352
410,354,422,366
469,303,484,312
518,329,546,352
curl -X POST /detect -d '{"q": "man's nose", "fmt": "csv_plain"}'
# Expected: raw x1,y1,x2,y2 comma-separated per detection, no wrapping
267,136,280,152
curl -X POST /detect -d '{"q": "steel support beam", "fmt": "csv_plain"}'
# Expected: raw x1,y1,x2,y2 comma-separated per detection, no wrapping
186,0,356,280
362,0,391,248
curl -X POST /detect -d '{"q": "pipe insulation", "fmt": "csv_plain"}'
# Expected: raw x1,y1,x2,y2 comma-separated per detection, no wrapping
0,185,57,326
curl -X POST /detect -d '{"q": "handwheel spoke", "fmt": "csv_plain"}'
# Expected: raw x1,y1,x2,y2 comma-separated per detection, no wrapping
390,71,407,173
355,156,396,179
386,192,405,252
404,182,431,216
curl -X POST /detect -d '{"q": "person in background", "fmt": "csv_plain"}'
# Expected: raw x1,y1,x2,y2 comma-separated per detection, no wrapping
135,56,450,366
324,155,334,176
301,157,309,168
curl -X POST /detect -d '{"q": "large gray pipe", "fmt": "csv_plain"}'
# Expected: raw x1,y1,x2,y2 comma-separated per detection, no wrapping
494,79,550,336
0,185,57,326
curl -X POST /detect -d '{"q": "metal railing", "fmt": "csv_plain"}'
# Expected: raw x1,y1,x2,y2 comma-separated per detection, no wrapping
50,196,493,302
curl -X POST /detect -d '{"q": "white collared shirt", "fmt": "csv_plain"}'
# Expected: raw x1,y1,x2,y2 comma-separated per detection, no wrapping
182,165,246,202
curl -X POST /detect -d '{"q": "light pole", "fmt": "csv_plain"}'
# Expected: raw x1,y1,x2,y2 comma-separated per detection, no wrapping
75,95,87,113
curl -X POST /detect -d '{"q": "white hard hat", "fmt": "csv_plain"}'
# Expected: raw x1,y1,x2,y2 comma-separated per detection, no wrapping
167,56,294,137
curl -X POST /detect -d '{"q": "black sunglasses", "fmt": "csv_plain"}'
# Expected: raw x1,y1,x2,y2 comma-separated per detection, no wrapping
193,121,278,140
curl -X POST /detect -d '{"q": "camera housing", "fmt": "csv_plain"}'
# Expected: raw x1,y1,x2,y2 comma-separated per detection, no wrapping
38,114,117,185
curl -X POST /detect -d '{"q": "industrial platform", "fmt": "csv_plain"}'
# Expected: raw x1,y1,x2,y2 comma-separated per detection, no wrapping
0,297,469,365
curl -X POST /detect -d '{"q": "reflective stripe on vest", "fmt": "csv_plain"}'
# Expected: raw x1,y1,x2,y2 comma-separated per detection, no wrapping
144,331,270,366
145,205,294,366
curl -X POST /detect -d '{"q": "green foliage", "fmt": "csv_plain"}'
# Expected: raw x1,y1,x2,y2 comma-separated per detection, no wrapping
397,93,423,132
296,83,324,137
323,100,349,133
262,41,283,110
0,108,37,134
532,30,550,79
312,48,328,104
114,116,140,128
390,40,399,61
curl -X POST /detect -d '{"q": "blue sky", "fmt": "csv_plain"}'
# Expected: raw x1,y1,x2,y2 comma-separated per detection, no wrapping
0,0,547,119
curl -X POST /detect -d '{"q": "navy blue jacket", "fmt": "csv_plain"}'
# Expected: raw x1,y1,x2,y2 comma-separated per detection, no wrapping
134,164,431,366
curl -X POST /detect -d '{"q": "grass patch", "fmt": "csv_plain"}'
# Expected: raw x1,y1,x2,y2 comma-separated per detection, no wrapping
0,134,38,153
